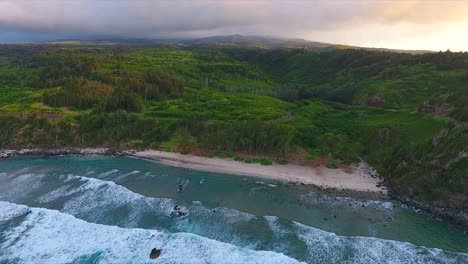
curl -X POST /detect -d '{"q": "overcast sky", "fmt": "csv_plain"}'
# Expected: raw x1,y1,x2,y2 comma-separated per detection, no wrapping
1,0,467,51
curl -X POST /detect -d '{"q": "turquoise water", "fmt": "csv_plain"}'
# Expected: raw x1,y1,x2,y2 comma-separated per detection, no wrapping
0,155,467,263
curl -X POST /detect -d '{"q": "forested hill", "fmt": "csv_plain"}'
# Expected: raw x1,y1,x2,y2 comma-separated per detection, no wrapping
0,43,466,226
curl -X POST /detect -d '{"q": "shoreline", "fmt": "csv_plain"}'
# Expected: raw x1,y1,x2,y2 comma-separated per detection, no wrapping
1,148,467,231
130,150,387,194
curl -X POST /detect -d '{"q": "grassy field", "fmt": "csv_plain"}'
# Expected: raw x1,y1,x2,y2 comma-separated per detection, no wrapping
145,87,289,121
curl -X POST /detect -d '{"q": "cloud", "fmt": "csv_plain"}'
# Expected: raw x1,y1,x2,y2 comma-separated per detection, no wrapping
370,1,468,24
0,0,467,50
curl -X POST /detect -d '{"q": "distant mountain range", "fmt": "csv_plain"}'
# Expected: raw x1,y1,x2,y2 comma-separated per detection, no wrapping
45,34,433,54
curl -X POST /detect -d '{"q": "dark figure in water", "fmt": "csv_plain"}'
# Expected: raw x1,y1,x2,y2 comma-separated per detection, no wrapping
178,179,190,192
150,248,162,259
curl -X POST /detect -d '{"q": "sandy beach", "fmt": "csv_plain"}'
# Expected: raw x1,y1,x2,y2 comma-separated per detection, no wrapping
131,150,387,193
0,148,387,193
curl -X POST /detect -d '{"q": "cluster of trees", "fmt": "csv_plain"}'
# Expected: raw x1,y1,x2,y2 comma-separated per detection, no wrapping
1,106,296,156
446,89,468,122
97,88,143,113
0,115,77,148
0,45,55,66
197,63,262,81
222,47,468,77
124,69,184,100
43,79,112,109
0,112,295,157
76,111,177,147
194,121,295,155
0,74,17,82
273,83,358,104
0,112,178,149
31,55,102,88
18,47,187,112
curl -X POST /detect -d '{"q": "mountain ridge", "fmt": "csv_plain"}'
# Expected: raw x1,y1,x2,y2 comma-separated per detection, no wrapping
42,34,434,54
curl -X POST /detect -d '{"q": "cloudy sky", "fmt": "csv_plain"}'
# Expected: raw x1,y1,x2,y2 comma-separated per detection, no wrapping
1,0,467,51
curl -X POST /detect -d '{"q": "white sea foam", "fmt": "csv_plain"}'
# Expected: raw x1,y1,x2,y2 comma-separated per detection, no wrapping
37,174,257,228
264,216,285,237
0,173,44,201
334,196,394,210
112,170,141,181
255,181,277,187
39,174,178,223
300,192,394,211
98,169,119,178
0,202,303,264
293,221,468,264
207,206,256,224
0,201,30,222
5,173,258,255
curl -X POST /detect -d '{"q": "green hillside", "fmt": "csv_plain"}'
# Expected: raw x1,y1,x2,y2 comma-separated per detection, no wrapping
0,44,466,221
223,48,468,120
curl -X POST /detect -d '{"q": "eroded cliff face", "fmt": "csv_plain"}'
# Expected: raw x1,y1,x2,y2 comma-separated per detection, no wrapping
381,126,468,229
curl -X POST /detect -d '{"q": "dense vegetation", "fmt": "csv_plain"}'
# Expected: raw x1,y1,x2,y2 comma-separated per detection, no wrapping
223,48,468,120
0,43,466,219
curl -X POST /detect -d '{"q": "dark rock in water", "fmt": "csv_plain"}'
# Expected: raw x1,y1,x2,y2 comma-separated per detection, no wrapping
177,179,190,192
170,205,188,218
150,248,161,259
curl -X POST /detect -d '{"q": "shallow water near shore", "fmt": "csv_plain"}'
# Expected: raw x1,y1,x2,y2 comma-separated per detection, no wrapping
0,156,467,263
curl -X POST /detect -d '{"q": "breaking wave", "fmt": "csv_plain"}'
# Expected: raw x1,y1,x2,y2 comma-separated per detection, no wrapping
0,201,301,264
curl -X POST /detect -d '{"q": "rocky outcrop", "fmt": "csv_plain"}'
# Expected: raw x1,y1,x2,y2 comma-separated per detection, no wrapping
390,194,468,232
380,125,468,231
150,248,162,259
0,148,122,160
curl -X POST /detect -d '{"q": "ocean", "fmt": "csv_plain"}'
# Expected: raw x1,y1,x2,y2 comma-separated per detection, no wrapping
0,156,467,263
